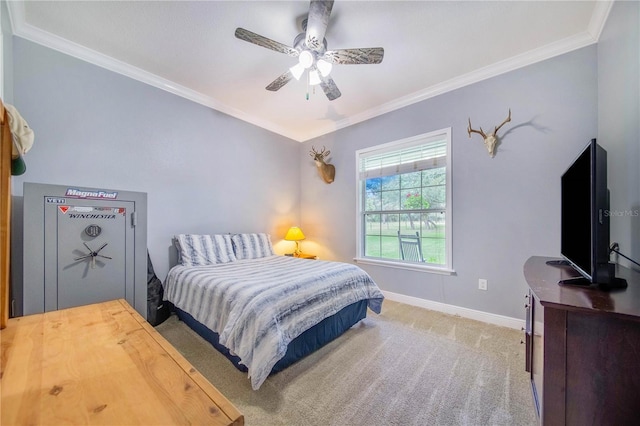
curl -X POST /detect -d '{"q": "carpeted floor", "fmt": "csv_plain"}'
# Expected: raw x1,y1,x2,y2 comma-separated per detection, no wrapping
156,299,538,426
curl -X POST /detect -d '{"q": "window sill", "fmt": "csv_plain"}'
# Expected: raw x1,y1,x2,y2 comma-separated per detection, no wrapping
353,257,456,275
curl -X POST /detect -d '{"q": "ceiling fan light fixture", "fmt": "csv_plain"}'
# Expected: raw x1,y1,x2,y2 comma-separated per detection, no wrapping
298,50,314,69
290,63,305,80
309,69,321,86
316,59,332,77
235,0,383,101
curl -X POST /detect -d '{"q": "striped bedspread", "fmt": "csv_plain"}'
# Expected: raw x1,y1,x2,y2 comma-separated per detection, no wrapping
164,255,384,390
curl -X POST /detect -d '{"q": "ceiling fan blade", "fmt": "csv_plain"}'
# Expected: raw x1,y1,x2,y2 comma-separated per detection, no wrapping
305,1,334,51
266,70,294,91
321,47,384,65
319,74,341,101
235,28,299,57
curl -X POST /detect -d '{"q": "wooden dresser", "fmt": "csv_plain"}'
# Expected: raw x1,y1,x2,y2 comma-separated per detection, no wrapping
523,256,640,425
1,299,244,425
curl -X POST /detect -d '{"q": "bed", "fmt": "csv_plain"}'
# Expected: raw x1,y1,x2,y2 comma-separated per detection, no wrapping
164,233,384,390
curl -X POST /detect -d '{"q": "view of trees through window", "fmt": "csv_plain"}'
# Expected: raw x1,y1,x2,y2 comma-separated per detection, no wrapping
363,167,446,264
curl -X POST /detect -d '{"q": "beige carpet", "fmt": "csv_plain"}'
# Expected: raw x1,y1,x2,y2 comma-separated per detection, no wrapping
156,300,537,425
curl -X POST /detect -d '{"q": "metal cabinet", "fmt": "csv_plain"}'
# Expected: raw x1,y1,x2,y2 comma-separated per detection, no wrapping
22,182,147,318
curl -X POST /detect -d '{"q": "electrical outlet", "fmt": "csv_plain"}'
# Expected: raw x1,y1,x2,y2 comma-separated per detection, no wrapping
478,279,488,291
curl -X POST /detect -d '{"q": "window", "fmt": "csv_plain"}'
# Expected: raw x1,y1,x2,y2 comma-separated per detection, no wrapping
355,128,453,273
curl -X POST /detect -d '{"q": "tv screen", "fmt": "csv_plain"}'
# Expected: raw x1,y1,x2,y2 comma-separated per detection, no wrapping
560,139,620,286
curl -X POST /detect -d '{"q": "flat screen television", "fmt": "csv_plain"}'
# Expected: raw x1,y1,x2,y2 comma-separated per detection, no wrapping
560,138,626,289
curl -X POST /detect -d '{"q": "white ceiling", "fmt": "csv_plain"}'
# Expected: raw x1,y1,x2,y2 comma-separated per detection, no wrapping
7,1,610,142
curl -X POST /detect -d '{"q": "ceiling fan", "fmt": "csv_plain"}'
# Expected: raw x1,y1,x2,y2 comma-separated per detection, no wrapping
234,0,384,101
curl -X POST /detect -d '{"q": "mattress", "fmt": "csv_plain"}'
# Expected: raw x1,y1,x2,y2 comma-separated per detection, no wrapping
164,255,384,389
173,299,368,375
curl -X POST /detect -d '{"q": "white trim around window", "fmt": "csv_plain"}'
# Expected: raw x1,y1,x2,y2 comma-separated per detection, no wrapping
355,127,454,274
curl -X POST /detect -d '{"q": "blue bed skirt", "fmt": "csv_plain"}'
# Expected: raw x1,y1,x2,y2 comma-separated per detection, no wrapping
173,299,368,374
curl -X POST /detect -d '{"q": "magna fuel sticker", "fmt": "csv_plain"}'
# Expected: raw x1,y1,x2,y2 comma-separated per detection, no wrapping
65,188,118,200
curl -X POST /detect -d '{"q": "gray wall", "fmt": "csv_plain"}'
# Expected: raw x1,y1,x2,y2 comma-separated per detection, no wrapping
301,46,598,319
598,1,640,271
1,0,13,103
10,37,300,316
8,4,638,321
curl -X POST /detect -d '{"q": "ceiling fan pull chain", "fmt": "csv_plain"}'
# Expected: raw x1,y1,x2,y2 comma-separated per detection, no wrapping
306,71,310,100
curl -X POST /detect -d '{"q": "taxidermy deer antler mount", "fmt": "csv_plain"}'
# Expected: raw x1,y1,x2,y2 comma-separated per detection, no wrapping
467,109,512,158
310,145,335,184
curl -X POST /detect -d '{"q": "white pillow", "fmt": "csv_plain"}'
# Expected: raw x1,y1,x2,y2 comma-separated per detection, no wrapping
174,234,236,266
232,233,274,260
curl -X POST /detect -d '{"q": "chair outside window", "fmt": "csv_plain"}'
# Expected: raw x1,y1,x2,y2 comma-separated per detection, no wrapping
398,231,424,262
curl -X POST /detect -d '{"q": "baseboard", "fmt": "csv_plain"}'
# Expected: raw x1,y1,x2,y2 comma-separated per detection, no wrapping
381,291,525,330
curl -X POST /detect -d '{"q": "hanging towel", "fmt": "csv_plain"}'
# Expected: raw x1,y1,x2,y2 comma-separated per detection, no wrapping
5,104,34,175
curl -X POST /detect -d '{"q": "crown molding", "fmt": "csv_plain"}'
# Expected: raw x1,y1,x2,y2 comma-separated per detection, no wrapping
6,1,302,141
281,5,610,143
587,0,614,40
7,1,611,143
321,29,600,141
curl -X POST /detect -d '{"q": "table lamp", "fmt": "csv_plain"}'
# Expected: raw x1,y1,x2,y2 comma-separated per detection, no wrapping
284,226,305,256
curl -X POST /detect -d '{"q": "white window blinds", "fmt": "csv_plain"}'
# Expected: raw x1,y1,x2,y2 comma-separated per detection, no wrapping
359,131,448,179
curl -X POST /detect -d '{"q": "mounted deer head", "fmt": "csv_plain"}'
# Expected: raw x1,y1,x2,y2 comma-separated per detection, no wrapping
467,109,512,158
309,145,335,184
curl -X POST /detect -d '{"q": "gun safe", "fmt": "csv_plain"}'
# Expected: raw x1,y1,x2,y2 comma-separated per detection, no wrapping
23,182,147,318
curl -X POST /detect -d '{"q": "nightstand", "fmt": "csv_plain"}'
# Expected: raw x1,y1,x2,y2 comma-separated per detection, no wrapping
285,253,317,260
296,253,317,259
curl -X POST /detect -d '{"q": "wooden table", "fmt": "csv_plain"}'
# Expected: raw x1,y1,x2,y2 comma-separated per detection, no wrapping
1,299,244,425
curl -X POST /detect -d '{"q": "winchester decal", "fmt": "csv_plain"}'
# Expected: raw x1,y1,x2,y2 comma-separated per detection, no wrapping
65,188,118,200
57,206,116,219
57,205,125,218
67,213,117,219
